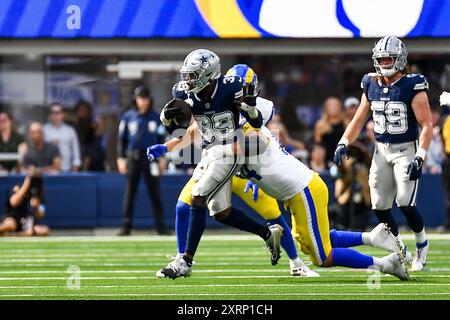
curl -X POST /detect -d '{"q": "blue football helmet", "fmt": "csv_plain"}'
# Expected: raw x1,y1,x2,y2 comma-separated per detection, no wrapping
226,64,258,95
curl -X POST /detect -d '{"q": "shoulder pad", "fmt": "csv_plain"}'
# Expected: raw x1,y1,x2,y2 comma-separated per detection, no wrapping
406,73,429,91
221,75,244,99
360,73,377,89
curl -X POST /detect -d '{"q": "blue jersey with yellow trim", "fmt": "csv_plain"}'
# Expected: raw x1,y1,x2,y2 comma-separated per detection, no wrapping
172,75,244,147
361,73,428,144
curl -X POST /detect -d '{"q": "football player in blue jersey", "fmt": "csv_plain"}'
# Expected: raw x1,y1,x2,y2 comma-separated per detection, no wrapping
334,36,433,271
148,50,283,279
150,64,315,277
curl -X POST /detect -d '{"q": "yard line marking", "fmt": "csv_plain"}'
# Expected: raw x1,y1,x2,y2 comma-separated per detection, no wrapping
2,292,450,298
1,274,450,280
0,234,449,242
2,283,450,289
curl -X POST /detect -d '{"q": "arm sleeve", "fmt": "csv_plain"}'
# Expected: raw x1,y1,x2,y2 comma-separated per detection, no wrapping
117,116,129,158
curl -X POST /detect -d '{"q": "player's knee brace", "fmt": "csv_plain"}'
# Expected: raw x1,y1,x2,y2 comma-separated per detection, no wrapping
399,206,424,233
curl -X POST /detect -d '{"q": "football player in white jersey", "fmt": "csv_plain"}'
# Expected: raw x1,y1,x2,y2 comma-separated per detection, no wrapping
239,122,409,280
334,36,433,271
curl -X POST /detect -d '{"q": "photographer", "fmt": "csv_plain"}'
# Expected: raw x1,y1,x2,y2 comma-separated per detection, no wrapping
0,172,49,236
329,142,371,231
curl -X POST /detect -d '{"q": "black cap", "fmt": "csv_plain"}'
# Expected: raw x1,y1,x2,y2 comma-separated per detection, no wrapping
133,85,150,98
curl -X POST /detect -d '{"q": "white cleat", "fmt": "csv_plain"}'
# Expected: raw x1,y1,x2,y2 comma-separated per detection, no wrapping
265,224,284,266
369,223,400,253
155,255,194,279
411,243,429,271
379,252,410,281
290,262,320,277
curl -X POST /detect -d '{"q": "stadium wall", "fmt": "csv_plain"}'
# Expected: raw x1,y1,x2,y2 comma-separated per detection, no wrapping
0,173,445,229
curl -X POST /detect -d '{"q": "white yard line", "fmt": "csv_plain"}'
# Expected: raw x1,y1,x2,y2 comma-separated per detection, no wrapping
1,234,450,242
1,283,450,290
1,292,450,298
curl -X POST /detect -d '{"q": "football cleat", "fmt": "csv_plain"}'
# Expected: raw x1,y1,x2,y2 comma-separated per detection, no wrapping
379,252,409,281
368,223,400,253
264,224,283,265
290,262,320,277
155,255,193,279
411,242,429,271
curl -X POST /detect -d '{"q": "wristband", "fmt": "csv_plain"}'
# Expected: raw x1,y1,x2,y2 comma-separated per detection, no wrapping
415,147,427,160
338,137,349,147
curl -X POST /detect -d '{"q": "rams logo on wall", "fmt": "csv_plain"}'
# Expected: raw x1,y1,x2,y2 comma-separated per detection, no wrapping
0,0,448,38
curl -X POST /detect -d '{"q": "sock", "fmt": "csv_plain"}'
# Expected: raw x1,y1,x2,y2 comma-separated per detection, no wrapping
175,201,191,254
289,257,303,269
375,209,399,236
268,216,298,259
218,207,269,240
331,248,374,269
185,206,207,257
329,229,364,248
399,206,424,233
415,229,428,247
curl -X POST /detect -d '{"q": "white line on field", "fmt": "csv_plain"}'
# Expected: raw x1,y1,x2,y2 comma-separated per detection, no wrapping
1,292,450,298
2,283,450,290
1,274,450,280
0,234,449,242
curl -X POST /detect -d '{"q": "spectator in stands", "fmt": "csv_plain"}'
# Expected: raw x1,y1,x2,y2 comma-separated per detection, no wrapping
21,122,61,174
357,120,376,155
314,97,346,166
343,96,360,127
117,85,168,236
424,108,444,174
329,143,371,231
73,100,105,171
0,111,25,173
440,102,450,231
0,172,49,236
44,102,81,172
309,143,327,173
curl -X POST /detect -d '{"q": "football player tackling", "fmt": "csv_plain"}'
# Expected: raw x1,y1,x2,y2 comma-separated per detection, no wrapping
148,50,283,279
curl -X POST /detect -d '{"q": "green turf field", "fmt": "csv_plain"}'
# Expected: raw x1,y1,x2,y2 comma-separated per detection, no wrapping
0,234,449,300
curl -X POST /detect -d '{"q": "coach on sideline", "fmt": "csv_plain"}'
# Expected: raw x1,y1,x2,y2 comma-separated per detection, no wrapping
117,85,169,236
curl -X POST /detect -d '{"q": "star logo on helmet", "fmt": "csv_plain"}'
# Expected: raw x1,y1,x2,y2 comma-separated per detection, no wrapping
199,55,209,64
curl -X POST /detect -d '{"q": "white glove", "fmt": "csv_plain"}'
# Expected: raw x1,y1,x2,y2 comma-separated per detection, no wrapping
440,91,450,106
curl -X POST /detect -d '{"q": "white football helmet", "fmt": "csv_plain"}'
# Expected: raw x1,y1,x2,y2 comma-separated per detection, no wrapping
372,36,408,77
180,49,221,94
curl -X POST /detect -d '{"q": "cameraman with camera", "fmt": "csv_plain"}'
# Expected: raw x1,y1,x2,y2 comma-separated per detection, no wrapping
0,170,49,236
329,142,371,231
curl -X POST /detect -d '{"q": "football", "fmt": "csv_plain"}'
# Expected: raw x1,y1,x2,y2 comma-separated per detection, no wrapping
162,98,193,130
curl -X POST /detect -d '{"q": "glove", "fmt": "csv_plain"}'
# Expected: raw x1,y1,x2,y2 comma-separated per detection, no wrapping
147,144,168,161
240,89,261,118
243,88,261,107
406,156,424,181
440,91,450,106
244,179,259,202
333,144,349,167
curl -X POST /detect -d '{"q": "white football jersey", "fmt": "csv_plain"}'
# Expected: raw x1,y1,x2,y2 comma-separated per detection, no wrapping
239,96,274,127
242,126,314,201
